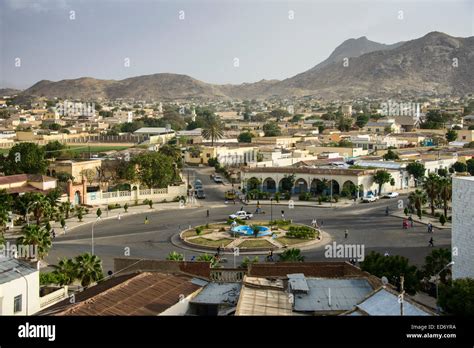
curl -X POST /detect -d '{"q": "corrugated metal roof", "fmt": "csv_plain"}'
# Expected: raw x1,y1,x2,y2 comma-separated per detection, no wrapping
293,278,373,312
287,273,309,292
356,288,431,316
190,282,241,305
235,286,294,316
0,256,37,284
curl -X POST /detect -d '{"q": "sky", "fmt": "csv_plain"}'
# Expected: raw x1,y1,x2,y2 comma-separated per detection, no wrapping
0,0,473,89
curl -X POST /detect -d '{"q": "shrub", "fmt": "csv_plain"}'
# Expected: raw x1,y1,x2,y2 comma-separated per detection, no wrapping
195,226,203,235
283,191,291,200
333,194,339,203
60,218,66,228
274,192,281,202
439,214,447,226
299,192,311,201
78,211,83,222
434,212,441,218
286,225,316,239
404,207,409,216
318,196,323,205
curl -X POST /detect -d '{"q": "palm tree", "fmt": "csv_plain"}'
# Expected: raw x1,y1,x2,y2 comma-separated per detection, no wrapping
52,257,78,285
74,253,104,287
30,194,52,225
408,189,427,218
423,173,440,216
166,251,184,261
16,224,52,260
59,201,71,219
201,114,224,146
196,253,219,268
278,248,305,262
438,177,452,218
251,225,260,238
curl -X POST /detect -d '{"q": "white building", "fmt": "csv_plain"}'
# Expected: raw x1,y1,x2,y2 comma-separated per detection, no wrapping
0,256,40,315
452,176,474,279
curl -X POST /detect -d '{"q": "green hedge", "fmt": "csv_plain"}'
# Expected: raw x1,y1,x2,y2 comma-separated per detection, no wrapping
286,225,316,239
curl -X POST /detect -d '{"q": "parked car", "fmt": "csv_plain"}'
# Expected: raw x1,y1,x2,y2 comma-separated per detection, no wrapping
196,189,206,199
362,194,379,203
383,192,399,199
229,211,253,220
194,179,203,190
213,175,223,183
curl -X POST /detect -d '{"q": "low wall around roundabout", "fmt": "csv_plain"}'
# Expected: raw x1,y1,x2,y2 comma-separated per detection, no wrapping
178,220,326,254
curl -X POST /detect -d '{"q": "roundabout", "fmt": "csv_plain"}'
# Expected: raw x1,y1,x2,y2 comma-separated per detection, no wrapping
179,219,323,253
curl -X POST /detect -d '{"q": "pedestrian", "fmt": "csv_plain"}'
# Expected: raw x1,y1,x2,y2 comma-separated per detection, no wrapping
429,237,434,247
385,206,389,216
216,246,221,256
144,216,149,224
206,209,209,218
233,199,236,205
311,219,316,227
281,210,285,220
427,223,433,233
344,229,348,239
403,219,408,229
408,215,414,227
52,229,56,239
118,213,121,220
240,206,244,211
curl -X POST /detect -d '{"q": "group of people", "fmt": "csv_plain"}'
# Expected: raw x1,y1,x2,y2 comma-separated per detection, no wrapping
402,216,415,229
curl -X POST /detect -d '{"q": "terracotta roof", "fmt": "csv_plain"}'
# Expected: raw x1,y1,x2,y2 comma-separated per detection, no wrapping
53,272,202,316
0,174,56,185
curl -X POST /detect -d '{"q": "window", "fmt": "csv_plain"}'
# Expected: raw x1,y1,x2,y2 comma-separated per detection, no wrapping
14,295,22,313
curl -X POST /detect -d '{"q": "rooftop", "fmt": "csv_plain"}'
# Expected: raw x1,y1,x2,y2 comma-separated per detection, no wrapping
0,256,37,285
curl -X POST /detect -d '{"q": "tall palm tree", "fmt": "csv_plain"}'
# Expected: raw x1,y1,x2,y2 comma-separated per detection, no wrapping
74,253,104,287
201,114,224,146
423,173,440,215
59,201,72,219
278,248,305,262
408,189,428,218
438,177,452,218
16,224,52,260
52,257,78,286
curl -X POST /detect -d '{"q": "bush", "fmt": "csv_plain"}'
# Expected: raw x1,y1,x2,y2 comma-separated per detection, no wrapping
404,207,409,216
439,214,447,226
333,194,339,203
274,192,281,202
286,225,316,239
434,212,441,218
124,203,129,212
299,192,311,201
283,191,291,200
318,196,323,205
195,226,203,235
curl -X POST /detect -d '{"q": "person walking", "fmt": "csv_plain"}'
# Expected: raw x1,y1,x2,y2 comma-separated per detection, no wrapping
408,215,414,228
281,210,285,220
427,223,433,233
206,209,209,218
385,206,389,216
344,229,348,239
403,219,408,229
429,237,434,247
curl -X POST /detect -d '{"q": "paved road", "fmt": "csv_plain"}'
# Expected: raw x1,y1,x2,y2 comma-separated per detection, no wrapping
44,166,451,272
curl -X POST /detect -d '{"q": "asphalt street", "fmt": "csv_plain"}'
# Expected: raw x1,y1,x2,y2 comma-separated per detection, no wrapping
44,166,451,272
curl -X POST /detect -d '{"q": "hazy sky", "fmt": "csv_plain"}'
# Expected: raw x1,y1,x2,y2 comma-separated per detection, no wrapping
0,0,473,89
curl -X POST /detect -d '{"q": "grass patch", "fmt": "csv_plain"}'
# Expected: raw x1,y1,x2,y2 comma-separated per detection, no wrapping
238,239,274,248
190,237,233,247
65,145,131,153
182,229,212,238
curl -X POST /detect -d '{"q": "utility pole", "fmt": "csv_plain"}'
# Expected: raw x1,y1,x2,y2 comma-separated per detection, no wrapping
399,275,405,316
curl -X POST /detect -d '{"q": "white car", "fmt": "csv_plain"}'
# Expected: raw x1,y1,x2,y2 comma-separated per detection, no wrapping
213,175,223,183
362,194,379,203
384,192,400,199
229,211,253,220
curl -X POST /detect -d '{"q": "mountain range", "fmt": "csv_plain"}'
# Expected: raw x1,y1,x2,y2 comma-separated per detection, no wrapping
19,32,474,100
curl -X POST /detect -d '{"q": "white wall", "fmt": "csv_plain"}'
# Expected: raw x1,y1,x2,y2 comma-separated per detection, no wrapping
0,271,40,315
452,177,474,279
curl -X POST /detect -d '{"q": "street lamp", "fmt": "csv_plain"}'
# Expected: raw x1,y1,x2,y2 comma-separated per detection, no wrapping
13,268,28,316
91,217,101,255
436,261,454,300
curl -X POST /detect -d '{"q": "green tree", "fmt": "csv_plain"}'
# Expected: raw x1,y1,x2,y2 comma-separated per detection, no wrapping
51,258,78,285
196,253,219,268
159,144,183,168
406,162,426,186
360,251,421,294
2,143,48,175
280,174,295,193
337,117,352,132
421,248,452,284
201,114,224,146
355,114,369,129
44,141,66,159
373,170,392,196
445,129,458,142
408,189,428,218
467,159,474,175
238,131,253,143
125,152,177,188
278,248,305,262
16,224,52,260
263,122,281,137
423,173,440,216
438,278,474,315
74,253,104,287
270,109,290,121
452,161,467,173
383,149,400,161
438,177,452,217
55,172,74,183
